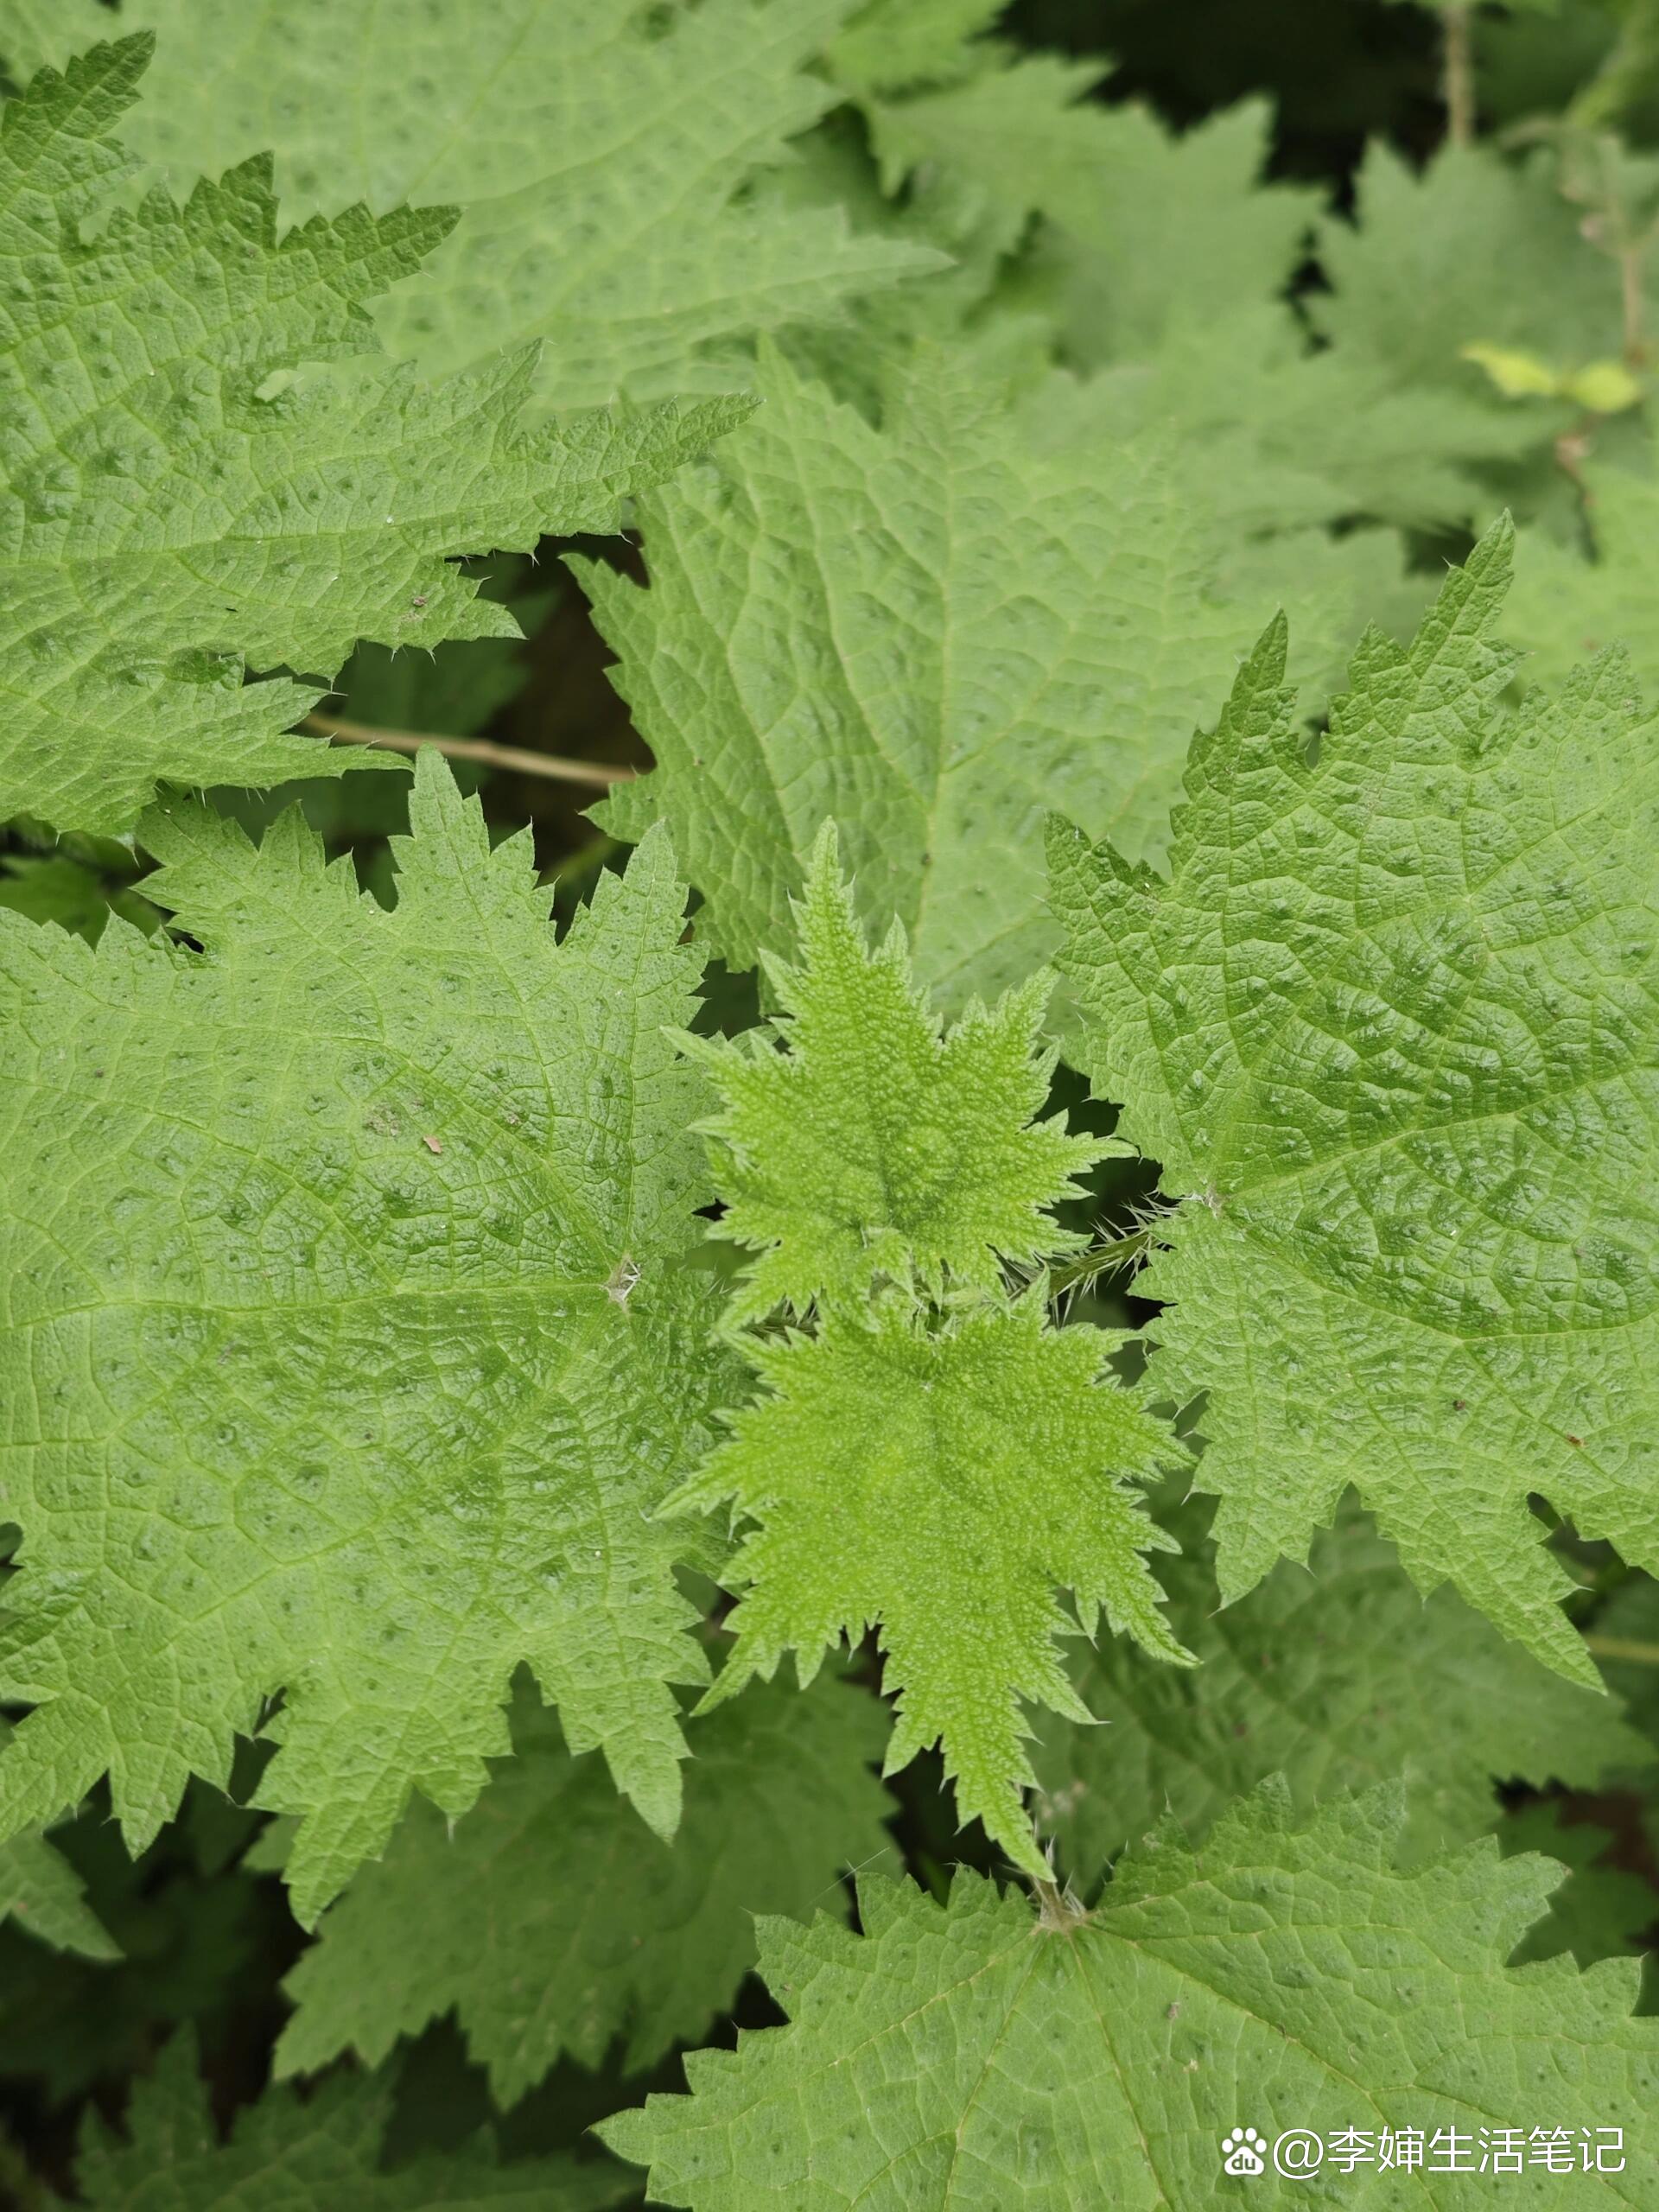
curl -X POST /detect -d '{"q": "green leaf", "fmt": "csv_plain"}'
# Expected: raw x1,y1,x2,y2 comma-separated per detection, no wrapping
1500,1802,1658,1969
674,1294,1191,1884
0,1828,112,1959
1314,142,1620,405
0,1721,116,1961
1592,1573,1659,1743
1056,302,1541,534
0,1775,273,2103
275,1669,893,2103
0,0,105,80
681,823,1102,1324
1050,519,1659,1684
15,2,941,411
826,0,1005,95
0,852,163,945
1511,452,1659,693
334,559,558,748
601,1786,1659,2207
0,754,737,1923
1031,1496,1650,1890
588,339,1384,1013
73,2030,635,2211
867,69,1315,359
1382,0,1561,16
0,36,747,839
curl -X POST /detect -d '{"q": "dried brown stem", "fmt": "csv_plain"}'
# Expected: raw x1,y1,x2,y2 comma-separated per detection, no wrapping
301,711,636,788
1583,1633,1659,1669
1443,4,1475,150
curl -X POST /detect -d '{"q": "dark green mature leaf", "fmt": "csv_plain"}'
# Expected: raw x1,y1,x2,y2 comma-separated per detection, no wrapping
73,2031,634,2210
588,339,1382,1013
1055,302,1538,536
604,1786,1659,2207
0,756,735,1923
1500,1802,1658,1971
3,1,940,410
867,68,1313,359
1314,142,1622,403
1512,448,1659,692
275,1671,893,2103
1030,1497,1649,1888
1052,521,1659,1683
0,35,746,837
0,1719,115,1961
0,1775,275,2105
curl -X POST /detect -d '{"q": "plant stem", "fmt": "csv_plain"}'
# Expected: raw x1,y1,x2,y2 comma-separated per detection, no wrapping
301,711,636,787
1619,238,1649,366
1582,1632,1659,1667
1443,4,1475,150
1033,1876,1088,1930
1048,1229,1154,1296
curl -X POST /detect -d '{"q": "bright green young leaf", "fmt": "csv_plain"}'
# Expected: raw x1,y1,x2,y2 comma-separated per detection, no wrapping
275,1670,893,2103
1050,520,1659,1684
1459,342,1643,414
73,2030,635,2211
681,824,1102,1324
602,1785,1659,2208
586,339,1382,1013
0,755,736,1923
6,2,941,411
1031,1496,1649,1890
0,35,747,839
673,1295,1191,1883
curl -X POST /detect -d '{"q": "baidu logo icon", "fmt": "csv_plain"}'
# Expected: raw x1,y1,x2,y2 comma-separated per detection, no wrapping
1222,2127,1267,2177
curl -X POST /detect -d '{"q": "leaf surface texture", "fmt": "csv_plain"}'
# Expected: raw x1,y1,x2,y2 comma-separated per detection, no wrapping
1050,523,1659,1681
604,1789,1659,2207
0,758,734,1920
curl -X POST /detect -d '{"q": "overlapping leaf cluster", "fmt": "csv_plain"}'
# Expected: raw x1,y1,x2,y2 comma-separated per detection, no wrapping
672,827,1192,1878
1,6,1658,2209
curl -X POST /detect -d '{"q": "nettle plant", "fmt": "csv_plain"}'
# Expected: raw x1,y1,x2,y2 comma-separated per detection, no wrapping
0,12,1658,2209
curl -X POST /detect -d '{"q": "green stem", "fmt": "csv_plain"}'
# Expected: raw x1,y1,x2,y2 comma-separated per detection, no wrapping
1048,1228,1154,1296
1033,1876,1088,1930
1583,1632,1659,1667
